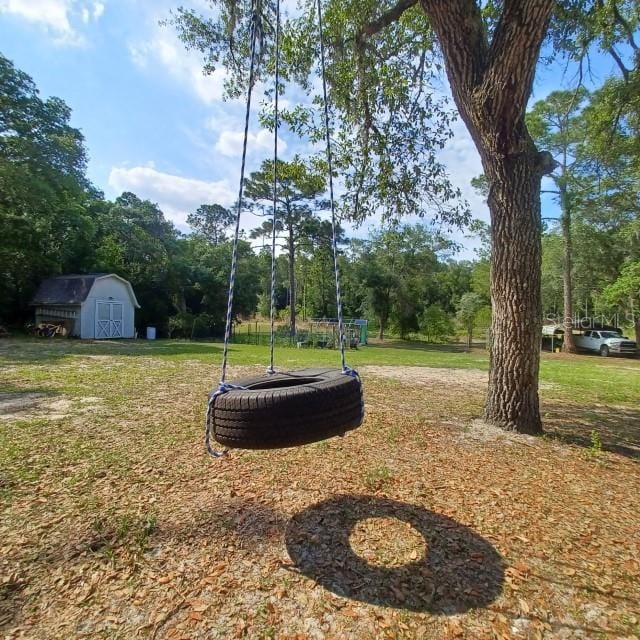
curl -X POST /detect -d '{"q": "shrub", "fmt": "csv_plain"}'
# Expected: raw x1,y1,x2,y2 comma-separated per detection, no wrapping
419,305,453,343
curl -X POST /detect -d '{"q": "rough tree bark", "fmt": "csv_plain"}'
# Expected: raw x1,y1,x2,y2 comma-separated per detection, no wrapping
418,0,555,433
378,316,386,340
360,0,554,431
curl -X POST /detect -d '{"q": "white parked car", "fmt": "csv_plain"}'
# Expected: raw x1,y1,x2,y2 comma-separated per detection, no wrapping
573,330,638,357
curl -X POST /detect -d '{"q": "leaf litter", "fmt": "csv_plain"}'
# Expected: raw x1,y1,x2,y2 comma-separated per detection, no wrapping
0,346,639,639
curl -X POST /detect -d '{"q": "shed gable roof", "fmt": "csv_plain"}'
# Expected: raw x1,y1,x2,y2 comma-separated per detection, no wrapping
31,275,99,305
31,274,140,308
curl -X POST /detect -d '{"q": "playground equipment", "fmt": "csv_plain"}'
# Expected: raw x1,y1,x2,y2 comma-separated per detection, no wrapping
304,318,368,349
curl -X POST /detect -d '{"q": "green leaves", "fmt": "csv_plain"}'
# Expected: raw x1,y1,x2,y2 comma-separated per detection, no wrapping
171,1,469,226
187,204,235,244
601,261,640,304
244,156,327,236
0,54,93,323
455,292,487,346
171,0,279,98
354,224,451,339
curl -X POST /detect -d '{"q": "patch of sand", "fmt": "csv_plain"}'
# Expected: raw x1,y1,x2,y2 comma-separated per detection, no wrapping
0,393,102,421
360,365,487,387
359,365,558,391
460,418,541,446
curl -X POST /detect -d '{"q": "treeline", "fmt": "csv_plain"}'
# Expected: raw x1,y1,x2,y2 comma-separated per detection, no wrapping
0,53,490,341
0,53,253,334
529,81,640,341
2,51,638,342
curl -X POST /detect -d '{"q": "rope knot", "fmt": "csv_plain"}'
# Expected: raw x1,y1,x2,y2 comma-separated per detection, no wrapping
342,366,360,380
206,382,247,458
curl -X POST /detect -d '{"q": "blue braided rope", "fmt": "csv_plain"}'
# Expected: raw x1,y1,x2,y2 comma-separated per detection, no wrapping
207,2,259,458
316,0,349,375
267,0,281,375
220,2,259,385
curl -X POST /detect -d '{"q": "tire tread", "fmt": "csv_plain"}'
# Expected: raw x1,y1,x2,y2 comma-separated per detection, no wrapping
208,368,364,449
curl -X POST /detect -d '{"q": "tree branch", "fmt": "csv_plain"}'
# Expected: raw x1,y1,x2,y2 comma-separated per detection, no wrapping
612,1,639,52
596,0,636,80
479,0,555,124
360,0,419,37
420,0,488,99
607,45,630,81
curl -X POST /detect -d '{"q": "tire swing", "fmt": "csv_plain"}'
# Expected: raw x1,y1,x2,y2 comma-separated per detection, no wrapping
204,0,364,457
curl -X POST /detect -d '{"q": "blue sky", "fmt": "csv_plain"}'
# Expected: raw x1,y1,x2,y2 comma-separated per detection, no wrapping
0,0,624,256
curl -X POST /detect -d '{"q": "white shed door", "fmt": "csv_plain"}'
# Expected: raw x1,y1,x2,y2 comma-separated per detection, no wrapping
95,301,124,339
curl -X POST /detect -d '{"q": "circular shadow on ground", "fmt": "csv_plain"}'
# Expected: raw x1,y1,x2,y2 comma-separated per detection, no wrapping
285,495,504,613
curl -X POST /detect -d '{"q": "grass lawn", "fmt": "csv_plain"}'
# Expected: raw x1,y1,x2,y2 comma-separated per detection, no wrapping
1,338,639,639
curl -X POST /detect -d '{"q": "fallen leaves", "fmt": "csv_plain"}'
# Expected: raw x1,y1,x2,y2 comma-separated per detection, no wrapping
188,599,209,613
1,345,640,639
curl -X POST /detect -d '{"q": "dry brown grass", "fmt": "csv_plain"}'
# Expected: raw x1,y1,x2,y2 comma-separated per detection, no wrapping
1,342,639,639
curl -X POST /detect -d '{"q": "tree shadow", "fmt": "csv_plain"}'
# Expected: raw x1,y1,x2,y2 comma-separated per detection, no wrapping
0,338,225,365
0,576,25,631
157,499,286,547
543,401,640,459
0,385,62,420
285,495,504,613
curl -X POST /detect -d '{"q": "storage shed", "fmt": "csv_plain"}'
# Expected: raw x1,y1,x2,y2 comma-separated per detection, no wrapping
31,274,140,339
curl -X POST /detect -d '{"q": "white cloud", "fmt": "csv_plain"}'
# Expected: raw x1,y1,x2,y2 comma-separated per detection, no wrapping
215,128,288,158
439,118,487,221
432,117,489,258
129,29,228,105
0,0,105,46
108,166,235,226
0,0,72,33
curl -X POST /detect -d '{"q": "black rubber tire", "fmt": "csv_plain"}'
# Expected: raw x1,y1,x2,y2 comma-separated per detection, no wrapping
600,345,609,357
209,368,364,450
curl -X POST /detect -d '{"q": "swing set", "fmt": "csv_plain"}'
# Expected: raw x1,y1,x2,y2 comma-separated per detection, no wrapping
205,0,365,457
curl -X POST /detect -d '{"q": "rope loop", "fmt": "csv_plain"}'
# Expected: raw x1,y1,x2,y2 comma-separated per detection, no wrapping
341,366,360,380
205,382,248,458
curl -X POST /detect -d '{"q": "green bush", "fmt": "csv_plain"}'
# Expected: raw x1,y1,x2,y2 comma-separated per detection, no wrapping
168,312,194,339
419,305,454,343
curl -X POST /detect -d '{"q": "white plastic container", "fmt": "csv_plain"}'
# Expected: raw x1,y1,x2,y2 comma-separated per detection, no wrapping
146,326,156,340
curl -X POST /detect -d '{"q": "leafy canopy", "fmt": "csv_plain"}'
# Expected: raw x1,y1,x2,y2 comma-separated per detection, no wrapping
171,1,467,226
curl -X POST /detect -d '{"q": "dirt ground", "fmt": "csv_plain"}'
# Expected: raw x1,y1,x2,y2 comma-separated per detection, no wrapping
360,366,488,388
1,354,640,639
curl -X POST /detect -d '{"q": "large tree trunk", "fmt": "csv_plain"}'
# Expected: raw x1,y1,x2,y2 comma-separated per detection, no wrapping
421,0,554,434
378,317,385,340
484,152,543,433
362,0,553,433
